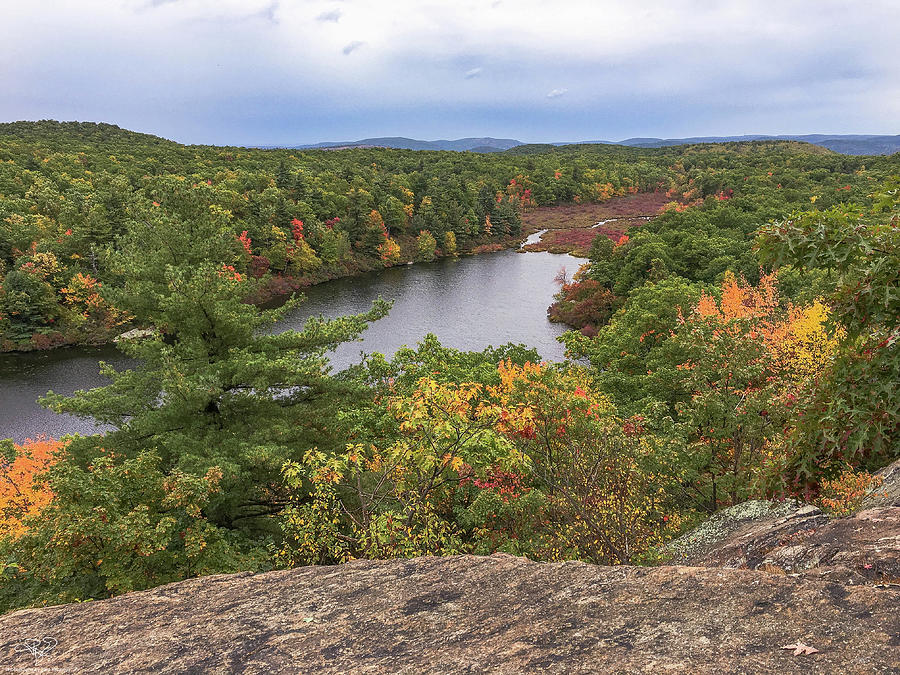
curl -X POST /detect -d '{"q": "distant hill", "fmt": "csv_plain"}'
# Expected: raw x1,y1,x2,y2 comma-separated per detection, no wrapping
283,136,524,153
603,134,900,155
0,120,178,149
7,122,894,156
273,133,900,156
467,145,508,153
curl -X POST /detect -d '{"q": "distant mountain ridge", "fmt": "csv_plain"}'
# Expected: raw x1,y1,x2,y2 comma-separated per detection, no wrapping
276,133,900,155
4,122,895,155
281,136,523,153
608,134,900,155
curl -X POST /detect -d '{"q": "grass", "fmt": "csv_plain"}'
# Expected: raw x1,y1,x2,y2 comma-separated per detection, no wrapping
521,192,670,233
520,192,669,255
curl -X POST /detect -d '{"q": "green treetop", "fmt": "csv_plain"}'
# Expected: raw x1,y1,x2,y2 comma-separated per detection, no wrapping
45,176,389,528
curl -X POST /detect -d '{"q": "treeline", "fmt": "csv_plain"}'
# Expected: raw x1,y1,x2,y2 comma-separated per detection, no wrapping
5,122,890,350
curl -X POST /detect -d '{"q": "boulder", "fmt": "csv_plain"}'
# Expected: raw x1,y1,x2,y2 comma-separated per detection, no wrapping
666,499,823,565
675,505,900,585
113,328,154,343
862,457,900,510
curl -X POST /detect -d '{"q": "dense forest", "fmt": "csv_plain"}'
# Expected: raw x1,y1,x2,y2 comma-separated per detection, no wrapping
0,120,669,350
0,121,897,613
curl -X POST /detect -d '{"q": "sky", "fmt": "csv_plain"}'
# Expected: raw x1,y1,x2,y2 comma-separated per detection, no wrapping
2,0,898,146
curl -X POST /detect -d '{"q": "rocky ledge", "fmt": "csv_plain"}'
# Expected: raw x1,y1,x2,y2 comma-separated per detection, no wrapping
1,553,898,673
671,502,900,585
669,459,900,586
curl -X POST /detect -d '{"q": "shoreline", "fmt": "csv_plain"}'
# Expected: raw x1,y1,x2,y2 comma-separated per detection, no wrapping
0,234,527,356
2,193,660,356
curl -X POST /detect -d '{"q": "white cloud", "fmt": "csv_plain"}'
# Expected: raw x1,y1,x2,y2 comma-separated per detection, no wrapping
342,40,365,55
546,88,567,99
316,9,341,22
464,67,482,79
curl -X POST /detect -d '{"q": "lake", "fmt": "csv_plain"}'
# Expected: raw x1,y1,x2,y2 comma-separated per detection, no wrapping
0,248,582,442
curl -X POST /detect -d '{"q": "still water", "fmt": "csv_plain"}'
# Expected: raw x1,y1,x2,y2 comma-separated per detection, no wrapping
0,249,581,442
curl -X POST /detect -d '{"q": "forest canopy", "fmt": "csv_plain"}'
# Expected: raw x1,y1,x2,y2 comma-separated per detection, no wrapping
3,120,892,350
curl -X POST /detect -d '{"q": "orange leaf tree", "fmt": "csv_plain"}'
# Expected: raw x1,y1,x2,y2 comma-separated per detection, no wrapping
0,437,61,538
666,272,837,509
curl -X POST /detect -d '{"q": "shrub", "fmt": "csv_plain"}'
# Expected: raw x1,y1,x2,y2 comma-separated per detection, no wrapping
816,468,883,516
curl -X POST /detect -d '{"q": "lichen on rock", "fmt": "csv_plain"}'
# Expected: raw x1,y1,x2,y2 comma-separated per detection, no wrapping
665,499,813,564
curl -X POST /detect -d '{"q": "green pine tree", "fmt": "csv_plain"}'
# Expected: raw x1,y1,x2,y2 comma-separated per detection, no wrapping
2,176,389,608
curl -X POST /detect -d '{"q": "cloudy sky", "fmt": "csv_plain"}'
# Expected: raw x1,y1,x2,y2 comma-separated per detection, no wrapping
2,0,898,145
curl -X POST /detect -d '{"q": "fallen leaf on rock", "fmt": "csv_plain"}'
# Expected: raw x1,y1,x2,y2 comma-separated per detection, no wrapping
782,642,820,656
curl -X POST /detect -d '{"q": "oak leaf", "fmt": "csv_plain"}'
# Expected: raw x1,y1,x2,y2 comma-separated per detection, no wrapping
782,643,820,656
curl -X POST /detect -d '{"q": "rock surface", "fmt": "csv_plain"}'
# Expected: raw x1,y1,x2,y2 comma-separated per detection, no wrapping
863,458,900,510
1,554,899,674
667,499,820,563
678,503,900,584
671,460,900,585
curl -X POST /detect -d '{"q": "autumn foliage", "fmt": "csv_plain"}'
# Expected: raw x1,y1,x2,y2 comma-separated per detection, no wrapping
547,279,620,335
0,437,62,538
279,360,682,567
2,124,898,614
377,236,402,265
816,468,883,516
671,272,840,507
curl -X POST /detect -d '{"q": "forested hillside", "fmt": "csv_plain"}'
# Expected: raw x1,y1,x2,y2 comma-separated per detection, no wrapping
0,121,897,615
0,121,671,350
614,134,900,156
5,122,894,351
